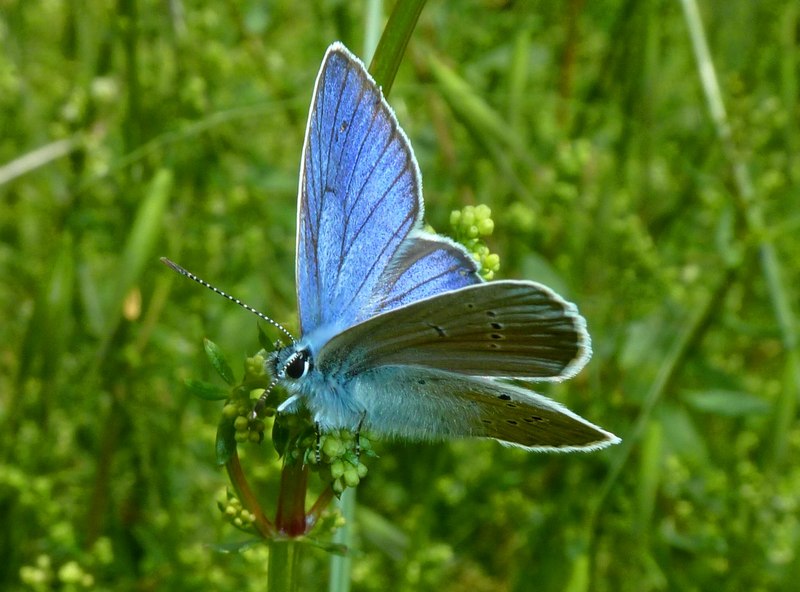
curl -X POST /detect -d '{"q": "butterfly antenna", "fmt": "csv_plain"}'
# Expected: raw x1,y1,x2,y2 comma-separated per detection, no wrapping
161,257,296,343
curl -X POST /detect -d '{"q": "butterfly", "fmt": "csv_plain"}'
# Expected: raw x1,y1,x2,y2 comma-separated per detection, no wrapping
165,42,619,452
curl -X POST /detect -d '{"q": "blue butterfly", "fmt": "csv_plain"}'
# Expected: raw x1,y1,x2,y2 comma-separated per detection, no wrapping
167,42,619,452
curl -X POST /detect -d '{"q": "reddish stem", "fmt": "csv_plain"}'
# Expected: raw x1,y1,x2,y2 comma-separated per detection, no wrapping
275,459,309,537
306,485,336,532
226,451,276,538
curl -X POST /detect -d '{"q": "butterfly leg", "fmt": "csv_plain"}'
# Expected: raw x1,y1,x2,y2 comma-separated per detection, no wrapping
315,422,322,464
355,411,367,462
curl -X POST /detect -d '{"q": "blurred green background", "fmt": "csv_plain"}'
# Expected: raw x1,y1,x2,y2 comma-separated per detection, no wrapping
2,1,798,590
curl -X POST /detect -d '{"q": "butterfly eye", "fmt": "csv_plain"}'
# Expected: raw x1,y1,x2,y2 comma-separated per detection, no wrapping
284,349,311,379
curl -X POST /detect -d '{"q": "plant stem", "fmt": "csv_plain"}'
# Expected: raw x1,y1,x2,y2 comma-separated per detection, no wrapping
275,458,309,537
225,452,275,538
368,0,427,94
306,485,336,532
328,488,356,592
268,541,301,592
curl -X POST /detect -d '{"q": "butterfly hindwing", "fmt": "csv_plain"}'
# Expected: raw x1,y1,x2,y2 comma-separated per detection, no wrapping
375,234,481,313
318,280,590,380
345,366,618,451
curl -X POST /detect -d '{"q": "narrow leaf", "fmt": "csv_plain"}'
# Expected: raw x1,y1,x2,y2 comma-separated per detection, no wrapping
185,378,229,401
682,389,770,417
204,338,235,385
216,414,237,466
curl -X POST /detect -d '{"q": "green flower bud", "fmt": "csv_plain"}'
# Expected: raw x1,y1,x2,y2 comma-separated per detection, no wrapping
477,218,494,236
331,460,345,479
461,206,475,227
322,436,345,458
245,354,266,378
343,466,361,488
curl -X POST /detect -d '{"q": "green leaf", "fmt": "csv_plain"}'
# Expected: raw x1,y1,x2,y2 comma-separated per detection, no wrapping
216,414,237,466
184,378,229,401
211,538,263,554
655,404,709,466
101,169,173,341
271,414,290,459
682,389,770,417
257,323,273,352
204,338,235,385
303,538,348,556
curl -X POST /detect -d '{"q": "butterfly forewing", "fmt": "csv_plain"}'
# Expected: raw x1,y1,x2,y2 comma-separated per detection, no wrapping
296,44,486,347
297,45,420,336
319,280,590,380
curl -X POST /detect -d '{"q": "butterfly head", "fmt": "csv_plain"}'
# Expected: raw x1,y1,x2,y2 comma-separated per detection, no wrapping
273,344,314,381
268,342,323,416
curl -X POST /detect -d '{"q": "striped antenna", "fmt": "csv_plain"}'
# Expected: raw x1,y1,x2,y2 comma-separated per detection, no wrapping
161,257,296,343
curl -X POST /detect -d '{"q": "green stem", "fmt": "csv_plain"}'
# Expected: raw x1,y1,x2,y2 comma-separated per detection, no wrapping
268,541,302,592
368,0,427,94
328,488,356,592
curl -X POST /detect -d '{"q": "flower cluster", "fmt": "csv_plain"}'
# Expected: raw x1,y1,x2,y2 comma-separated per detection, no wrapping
218,490,257,532
449,204,500,279
308,430,372,494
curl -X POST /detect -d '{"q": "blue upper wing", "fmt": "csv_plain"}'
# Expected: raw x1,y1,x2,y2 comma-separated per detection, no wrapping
296,43,480,345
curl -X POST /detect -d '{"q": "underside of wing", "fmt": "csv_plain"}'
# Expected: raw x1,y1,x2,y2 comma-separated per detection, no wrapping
350,367,619,451
320,280,591,381
460,377,617,451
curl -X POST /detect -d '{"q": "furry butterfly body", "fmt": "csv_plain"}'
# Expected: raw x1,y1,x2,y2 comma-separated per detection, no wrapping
267,43,619,452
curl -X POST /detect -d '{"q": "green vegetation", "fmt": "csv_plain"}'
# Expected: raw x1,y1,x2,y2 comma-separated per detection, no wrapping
1,1,798,590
